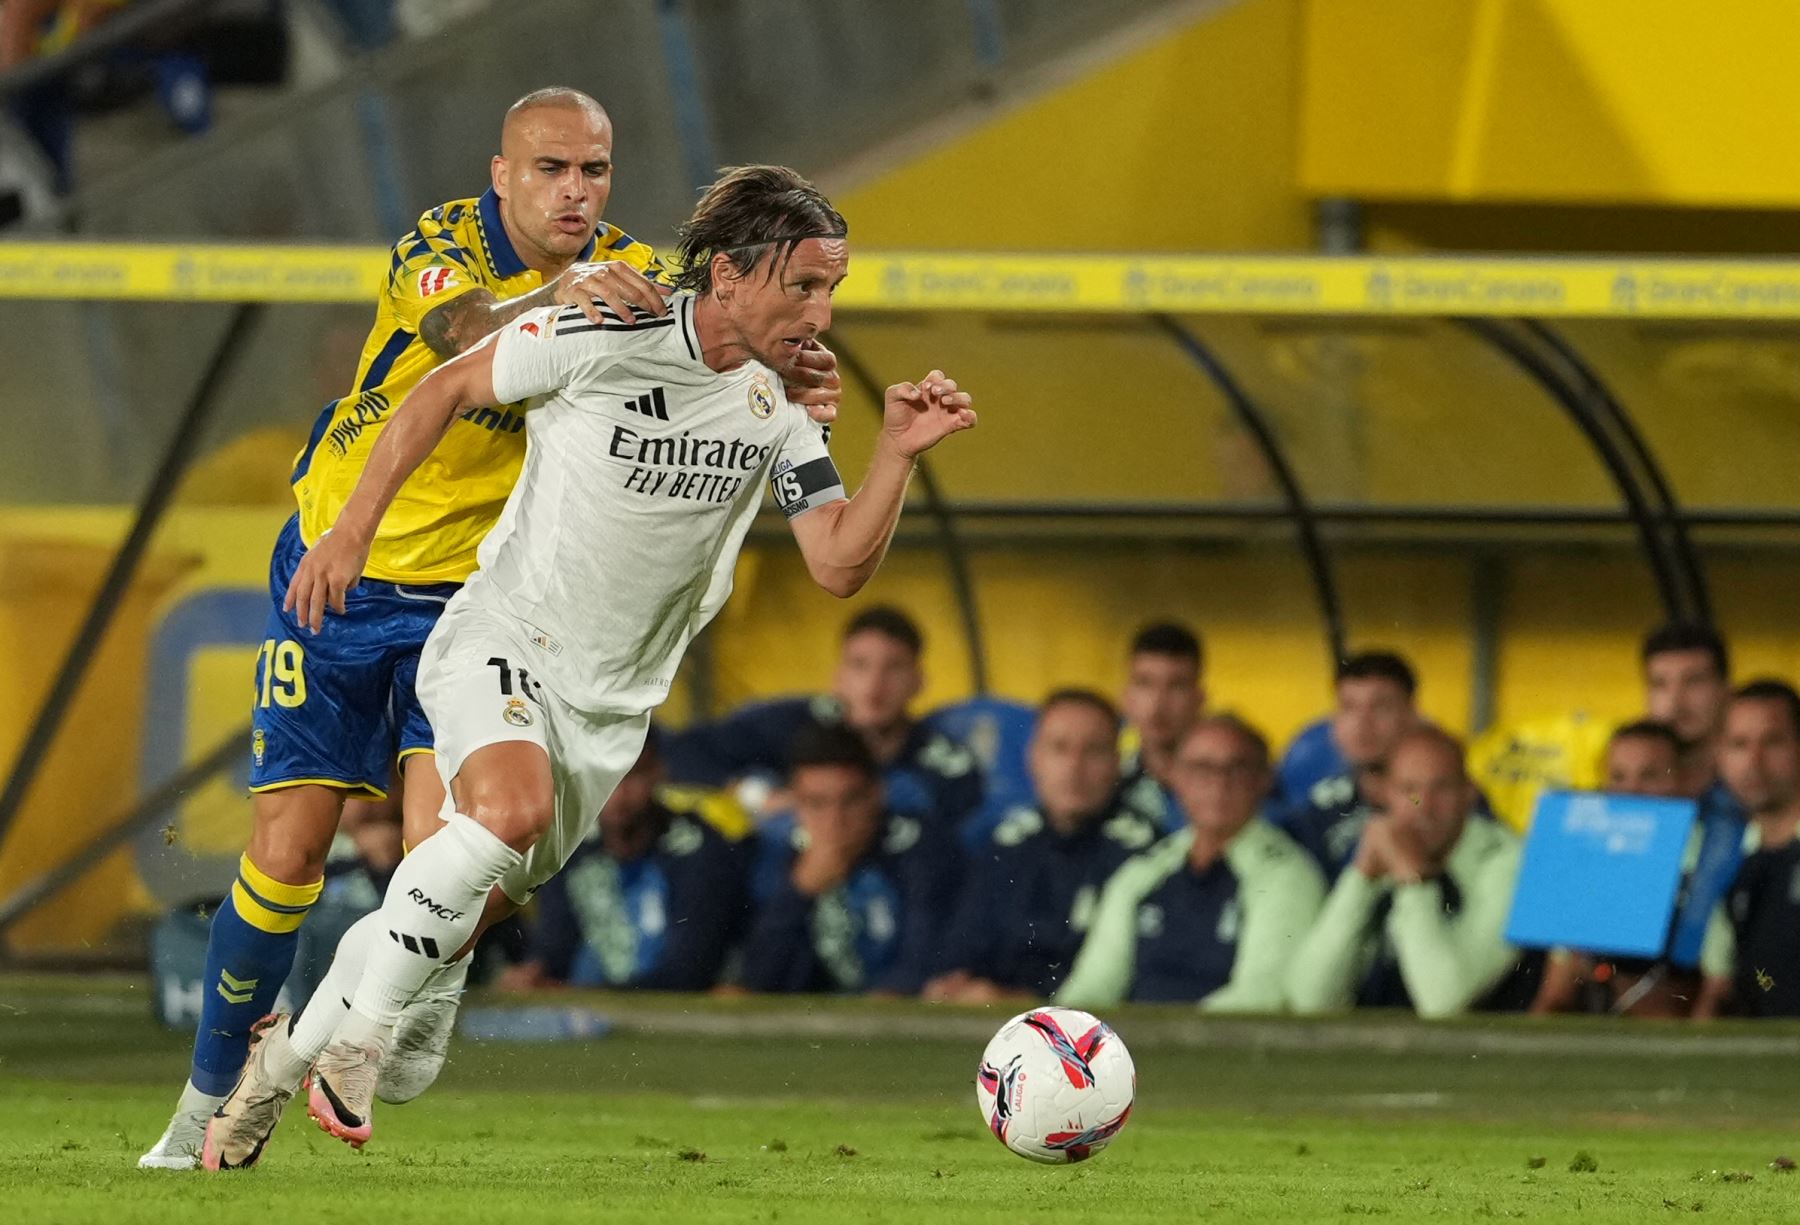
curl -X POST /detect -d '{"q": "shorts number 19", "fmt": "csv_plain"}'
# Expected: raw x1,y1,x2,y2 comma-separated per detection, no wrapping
256,638,307,708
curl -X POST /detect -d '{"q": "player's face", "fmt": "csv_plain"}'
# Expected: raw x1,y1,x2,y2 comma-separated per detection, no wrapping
1333,677,1415,771
834,631,921,735
1170,724,1266,843
493,106,614,270
1645,649,1728,748
1605,735,1680,797
597,748,660,856
1384,738,1472,863
1121,652,1202,759
1028,702,1120,829
1719,699,1800,815
721,238,848,377
791,763,884,858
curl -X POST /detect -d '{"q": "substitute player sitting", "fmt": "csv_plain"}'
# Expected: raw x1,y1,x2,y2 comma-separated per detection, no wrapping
1057,716,1324,1011
201,164,975,1168
140,88,841,1171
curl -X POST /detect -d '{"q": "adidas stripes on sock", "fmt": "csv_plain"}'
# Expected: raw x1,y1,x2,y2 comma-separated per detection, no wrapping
342,813,520,1042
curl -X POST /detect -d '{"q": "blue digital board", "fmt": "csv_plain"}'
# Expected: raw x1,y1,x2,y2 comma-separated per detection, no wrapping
1505,790,1697,958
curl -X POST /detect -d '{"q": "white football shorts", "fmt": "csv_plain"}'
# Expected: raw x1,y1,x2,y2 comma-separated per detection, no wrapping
416,601,651,903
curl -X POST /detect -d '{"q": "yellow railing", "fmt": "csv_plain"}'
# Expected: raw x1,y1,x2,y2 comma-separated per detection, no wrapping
4,244,1800,317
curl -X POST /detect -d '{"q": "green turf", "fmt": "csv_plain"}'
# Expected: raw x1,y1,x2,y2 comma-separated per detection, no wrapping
4,975,1800,1223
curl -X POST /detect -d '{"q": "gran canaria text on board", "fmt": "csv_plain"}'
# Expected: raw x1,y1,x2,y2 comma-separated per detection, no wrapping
2,243,1800,318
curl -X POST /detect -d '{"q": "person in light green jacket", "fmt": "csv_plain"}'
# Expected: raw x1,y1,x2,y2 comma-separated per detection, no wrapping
1057,715,1325,1012
1286,727,1532,1019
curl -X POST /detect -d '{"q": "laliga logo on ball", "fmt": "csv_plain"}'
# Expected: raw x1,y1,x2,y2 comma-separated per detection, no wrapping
974,1007,1135,1164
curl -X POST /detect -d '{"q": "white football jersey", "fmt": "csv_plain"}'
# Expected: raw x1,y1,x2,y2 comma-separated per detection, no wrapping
450,292,845,714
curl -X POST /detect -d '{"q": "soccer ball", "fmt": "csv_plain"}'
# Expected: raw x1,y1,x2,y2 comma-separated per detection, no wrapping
974,1007,1135,1164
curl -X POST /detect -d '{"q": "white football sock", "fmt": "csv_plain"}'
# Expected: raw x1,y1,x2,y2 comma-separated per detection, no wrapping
415,952,473,1003
278,910,386,1078
341,813,520,1044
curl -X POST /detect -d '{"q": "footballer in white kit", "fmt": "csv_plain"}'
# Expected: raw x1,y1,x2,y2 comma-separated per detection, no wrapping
201,165,977,1169
420,288,844,903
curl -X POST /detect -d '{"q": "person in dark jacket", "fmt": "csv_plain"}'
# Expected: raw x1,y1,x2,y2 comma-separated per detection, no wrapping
739,724,961,995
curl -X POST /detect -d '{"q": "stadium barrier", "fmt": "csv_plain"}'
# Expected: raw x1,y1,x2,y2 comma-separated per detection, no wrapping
5,245,1800,316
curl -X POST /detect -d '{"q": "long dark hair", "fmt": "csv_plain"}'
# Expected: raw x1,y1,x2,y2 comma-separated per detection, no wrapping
672,165,847,295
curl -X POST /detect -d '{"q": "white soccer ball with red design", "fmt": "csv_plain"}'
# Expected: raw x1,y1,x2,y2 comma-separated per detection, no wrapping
974,1007,1135,1164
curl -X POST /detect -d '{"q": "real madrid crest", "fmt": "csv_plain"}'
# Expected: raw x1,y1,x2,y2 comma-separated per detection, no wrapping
748,375,776,419
503,698,533,727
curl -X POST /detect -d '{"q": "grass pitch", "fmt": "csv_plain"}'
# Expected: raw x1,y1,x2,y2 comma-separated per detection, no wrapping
4,975,1800,1223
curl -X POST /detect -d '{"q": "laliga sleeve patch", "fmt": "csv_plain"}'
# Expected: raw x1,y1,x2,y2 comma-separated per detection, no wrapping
771,455,845,519
417,266,459,297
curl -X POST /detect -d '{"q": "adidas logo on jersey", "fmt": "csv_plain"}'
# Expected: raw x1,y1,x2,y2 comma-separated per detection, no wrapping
625,387,670,421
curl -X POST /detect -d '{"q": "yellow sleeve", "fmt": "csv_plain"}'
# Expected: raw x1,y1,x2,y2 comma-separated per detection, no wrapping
388,233,483,333
657,784,754,841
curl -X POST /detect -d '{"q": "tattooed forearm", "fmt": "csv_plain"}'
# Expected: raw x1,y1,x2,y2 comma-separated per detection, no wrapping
418,283,561,359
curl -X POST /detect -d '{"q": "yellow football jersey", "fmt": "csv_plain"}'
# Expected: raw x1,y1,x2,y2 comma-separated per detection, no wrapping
1467,710,1613,833
290,189,669,583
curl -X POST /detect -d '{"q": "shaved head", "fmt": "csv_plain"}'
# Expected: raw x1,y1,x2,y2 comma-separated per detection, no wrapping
1390,726,1467,782
1384,726,1474,864
491,87,616,273
502,87,608,147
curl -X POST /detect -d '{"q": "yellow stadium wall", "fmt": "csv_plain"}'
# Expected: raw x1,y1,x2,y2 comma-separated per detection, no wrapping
1299,0,1800,254
1299,0,1800,209
1360,202,1800,259
834,0,1312,252
838,0,1800,259
0,522,188,955
0,507,288,955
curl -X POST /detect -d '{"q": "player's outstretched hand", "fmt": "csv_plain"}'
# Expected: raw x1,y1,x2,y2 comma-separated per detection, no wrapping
554,260,669,326
883,370,976,459
784,340,841,425
283,529,371,634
